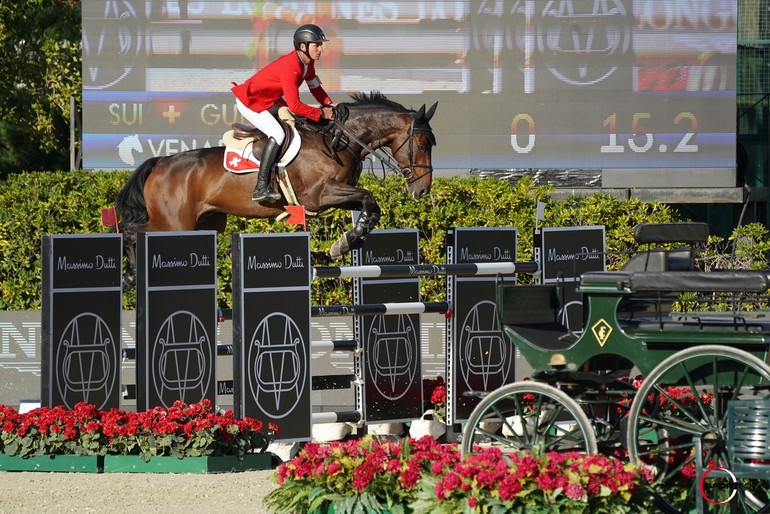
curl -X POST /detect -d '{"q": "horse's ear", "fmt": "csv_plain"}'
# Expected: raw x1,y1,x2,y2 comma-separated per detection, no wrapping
415,104,426,121
425,102,438,122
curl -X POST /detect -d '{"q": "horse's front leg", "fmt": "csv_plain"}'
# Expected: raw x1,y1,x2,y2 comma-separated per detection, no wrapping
330,191,381,259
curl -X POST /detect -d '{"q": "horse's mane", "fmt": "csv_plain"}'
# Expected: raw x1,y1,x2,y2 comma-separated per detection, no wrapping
347,91,409,112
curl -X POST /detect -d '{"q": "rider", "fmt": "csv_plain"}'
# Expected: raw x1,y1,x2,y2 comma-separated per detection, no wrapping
231,24,336,202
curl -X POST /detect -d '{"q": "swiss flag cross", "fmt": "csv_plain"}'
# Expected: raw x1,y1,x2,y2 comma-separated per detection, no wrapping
225,150,260,172
151,98,189,125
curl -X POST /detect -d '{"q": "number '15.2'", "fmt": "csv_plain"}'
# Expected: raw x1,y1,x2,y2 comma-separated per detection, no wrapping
600,113,699,154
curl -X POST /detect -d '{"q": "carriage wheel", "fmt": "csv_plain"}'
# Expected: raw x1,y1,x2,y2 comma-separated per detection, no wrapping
460,381,598,456
626,345,770,514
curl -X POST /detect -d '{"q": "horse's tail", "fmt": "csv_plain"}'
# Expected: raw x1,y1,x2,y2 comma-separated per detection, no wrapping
116,157,160,229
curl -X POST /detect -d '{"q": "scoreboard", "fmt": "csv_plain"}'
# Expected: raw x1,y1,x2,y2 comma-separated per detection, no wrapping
83,0,737,176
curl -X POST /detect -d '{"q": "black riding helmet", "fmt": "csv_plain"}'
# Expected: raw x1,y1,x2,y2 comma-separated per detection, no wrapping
293,24,328,55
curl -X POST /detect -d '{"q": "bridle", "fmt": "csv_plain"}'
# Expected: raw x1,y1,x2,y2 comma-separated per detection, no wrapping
330,106,435,185
394,120,435,185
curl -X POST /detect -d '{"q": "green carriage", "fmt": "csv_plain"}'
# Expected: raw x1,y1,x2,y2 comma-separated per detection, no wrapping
460,223,770,514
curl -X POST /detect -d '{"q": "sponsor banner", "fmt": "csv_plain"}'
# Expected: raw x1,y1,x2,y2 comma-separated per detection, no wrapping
136,232,218,411
353,230,423,423
537,226,606,331
446,227,517,424
41,234,123,410
232,233,312,442
539,226,606,282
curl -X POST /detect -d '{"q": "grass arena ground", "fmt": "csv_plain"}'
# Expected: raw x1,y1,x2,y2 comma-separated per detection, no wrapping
0,468,279,513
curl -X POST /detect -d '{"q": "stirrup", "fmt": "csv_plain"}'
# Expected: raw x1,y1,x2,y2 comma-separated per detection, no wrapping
252,188,281,202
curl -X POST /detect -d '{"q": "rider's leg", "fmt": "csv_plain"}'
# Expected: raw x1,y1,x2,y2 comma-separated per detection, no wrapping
253,137,281,201
235,100,285,202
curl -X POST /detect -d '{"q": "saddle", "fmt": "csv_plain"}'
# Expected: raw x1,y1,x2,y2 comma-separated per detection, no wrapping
221,108,312,214
224,106,296,157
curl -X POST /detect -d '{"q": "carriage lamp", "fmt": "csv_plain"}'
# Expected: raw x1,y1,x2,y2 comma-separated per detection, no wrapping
549,353,567,369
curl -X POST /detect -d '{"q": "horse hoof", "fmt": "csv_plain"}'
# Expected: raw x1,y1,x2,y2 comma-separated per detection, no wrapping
330,241,344,259
331,231,359,259
122,275,136,292
331,235,353,259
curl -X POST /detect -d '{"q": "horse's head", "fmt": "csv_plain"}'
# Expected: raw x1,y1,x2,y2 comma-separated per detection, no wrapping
391,102,437,199
338,93,437,200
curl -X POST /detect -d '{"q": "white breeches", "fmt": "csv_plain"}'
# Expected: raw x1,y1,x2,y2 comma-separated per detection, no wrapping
235,98,285,145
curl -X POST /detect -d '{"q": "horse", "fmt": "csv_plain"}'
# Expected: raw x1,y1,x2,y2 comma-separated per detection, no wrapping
115,91,438,288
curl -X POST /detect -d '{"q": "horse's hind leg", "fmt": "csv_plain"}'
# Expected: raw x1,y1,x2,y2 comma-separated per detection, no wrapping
120,214,197,290
122,230,138,290
195,212,228,233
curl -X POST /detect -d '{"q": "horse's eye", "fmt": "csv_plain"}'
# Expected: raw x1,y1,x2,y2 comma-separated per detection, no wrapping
418,142,428,152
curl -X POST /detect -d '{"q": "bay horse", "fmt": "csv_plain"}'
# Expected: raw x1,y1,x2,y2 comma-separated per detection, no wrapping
115,92,437,288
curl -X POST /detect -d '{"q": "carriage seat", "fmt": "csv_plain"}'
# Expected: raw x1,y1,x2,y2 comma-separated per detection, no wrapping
620,249,694,272
620,222,709,272
581,270,770,329
632,222,710,245
629,270,768,292
497,284,574,351
580,270,769,293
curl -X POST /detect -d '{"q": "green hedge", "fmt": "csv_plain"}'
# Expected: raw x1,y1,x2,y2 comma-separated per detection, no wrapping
2,170,765,311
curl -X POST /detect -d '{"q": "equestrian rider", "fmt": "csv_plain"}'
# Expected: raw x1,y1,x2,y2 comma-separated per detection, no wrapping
231,24,336,202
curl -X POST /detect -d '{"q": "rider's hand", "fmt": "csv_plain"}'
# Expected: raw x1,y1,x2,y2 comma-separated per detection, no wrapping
321,106,335,120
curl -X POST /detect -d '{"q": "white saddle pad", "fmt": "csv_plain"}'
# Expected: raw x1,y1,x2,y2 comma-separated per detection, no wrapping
223,126,301,174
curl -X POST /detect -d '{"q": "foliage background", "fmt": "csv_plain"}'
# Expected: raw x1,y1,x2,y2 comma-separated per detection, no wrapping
2,170,768,311
0,0,80,175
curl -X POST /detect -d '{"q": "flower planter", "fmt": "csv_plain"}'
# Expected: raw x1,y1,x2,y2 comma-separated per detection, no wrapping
0,454,102,473
408,410,445,440
312,422,352,442
368,422,404,436
103,453,273,473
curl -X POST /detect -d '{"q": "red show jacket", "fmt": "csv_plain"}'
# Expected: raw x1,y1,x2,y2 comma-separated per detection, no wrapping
231,51,332,121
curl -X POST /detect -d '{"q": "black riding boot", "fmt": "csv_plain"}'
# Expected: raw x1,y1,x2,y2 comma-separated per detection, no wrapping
252,137,281,202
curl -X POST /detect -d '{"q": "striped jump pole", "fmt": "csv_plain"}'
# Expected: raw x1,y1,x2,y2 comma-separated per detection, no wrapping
310,339,359,352
313,261,539,280
312,411,363,424
311,301,449,317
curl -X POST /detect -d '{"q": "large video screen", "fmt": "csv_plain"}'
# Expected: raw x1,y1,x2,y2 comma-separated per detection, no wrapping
83,1,737,172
